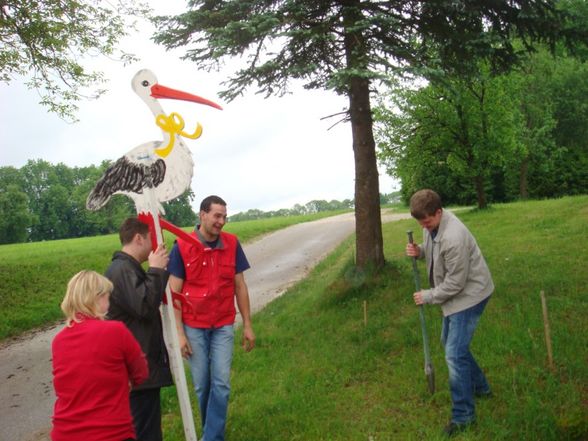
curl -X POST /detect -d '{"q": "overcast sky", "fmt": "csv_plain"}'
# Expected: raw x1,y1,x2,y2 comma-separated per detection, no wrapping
0,1,398,215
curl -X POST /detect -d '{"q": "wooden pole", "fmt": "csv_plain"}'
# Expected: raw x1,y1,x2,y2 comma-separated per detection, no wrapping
540,290,555,371
144,172,198,441
363,300,367,326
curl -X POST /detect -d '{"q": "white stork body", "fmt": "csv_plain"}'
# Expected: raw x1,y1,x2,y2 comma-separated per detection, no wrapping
86,69,221,214
106,137,193,214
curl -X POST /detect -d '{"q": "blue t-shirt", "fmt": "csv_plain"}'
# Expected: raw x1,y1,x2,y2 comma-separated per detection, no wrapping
168,233,250,280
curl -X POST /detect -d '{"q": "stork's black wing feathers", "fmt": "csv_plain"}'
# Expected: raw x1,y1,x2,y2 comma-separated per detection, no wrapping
86,156,166,210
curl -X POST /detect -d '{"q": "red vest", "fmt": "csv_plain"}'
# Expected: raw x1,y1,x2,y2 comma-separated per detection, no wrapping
177,230,238,328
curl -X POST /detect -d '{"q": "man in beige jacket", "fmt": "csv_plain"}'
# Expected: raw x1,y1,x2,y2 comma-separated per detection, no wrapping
406,189,493,437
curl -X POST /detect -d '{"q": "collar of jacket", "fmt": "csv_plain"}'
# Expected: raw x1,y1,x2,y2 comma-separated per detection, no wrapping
111,250,145,272
433,209,455,242
194,225,225,250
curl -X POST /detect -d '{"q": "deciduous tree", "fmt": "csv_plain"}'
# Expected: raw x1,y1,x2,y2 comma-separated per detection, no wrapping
162,189,197,227
0,185,31,244
0,161,196,243
0,0,148,120
376,69,522,208
376,45,588,206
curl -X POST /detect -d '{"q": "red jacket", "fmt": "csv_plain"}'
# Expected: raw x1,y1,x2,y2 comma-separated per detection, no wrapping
51,317,148,441
177,231,237,328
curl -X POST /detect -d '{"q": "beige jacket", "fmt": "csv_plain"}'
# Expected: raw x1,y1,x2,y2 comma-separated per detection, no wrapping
417,210,494,316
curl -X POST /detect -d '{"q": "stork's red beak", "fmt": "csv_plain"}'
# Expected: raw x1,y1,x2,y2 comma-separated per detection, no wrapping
151,84,223,110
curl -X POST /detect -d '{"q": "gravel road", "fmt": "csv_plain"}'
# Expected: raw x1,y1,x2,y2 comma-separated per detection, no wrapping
0,211,411,441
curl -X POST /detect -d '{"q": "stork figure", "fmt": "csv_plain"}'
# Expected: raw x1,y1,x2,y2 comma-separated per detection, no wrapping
86,69,222,214
87,70,222,441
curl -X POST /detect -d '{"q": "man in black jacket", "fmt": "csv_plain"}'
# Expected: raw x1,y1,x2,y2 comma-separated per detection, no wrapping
105,217,172,441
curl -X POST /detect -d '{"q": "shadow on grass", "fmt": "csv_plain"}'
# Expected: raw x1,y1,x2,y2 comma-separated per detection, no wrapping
320,260,404,309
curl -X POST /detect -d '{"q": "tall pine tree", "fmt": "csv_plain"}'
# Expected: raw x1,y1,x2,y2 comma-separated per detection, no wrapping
154,0,577,268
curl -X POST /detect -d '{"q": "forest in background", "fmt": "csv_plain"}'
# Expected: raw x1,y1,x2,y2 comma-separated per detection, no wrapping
0,160,196,244
0,160,400,244
375,45,588,208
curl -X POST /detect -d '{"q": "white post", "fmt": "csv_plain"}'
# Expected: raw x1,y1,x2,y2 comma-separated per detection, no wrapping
142,166,198,441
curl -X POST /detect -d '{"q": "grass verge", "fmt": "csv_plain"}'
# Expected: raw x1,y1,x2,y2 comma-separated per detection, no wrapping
0,210,349,341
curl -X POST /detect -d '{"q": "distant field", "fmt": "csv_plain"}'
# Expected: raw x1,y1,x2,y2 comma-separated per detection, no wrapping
0,210,349,341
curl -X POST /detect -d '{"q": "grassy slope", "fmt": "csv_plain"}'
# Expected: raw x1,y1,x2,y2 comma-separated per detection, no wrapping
0,210,348,341
159,196,587,440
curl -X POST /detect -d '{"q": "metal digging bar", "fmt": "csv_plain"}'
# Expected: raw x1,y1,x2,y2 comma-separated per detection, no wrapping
407,230,436,395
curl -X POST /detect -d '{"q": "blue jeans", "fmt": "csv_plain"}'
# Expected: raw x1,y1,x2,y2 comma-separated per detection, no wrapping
184,325,234,441
441,297,490,424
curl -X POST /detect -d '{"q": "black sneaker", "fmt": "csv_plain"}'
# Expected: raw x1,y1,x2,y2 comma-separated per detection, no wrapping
443,421,474,437
475,389,493,399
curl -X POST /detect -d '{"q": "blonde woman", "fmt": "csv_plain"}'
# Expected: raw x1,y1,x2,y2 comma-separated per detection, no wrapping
51,271,148,441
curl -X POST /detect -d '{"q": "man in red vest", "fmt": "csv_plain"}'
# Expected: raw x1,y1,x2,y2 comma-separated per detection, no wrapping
168,195,255,441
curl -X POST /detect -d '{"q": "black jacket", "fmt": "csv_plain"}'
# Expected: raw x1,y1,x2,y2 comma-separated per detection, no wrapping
105,251,173,390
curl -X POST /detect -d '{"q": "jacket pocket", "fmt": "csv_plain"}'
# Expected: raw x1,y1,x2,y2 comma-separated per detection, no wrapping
219,263,235,280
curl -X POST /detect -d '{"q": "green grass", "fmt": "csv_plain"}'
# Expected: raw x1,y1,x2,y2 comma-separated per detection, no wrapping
2,197,586,439
158,195,588,440
0,210,348,341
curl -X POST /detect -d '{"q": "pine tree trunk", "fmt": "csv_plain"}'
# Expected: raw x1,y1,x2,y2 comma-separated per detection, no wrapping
348,77,384,269
342,0,384,269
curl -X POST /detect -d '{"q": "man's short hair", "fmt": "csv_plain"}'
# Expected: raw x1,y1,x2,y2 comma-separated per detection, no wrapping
200,195,227,213
119,217,149,245
410,189,443,219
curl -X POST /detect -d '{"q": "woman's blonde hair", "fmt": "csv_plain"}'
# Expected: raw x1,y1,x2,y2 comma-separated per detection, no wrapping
61,270,113,326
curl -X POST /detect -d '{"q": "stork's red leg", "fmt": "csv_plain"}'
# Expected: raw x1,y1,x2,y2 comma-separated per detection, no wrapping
137,212,159,251
158,216,200,246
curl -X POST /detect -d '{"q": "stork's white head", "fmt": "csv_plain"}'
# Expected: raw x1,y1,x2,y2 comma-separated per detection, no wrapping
131,69,223,111
132,69,159,104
